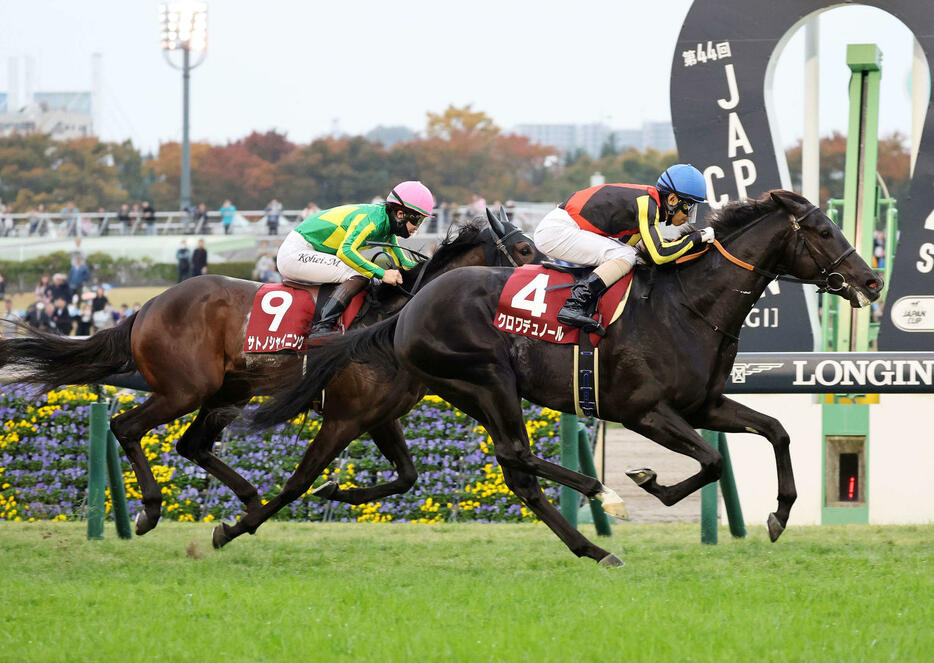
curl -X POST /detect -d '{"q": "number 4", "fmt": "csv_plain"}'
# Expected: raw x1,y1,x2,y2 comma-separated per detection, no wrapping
510,273,550,318
261,291,293,331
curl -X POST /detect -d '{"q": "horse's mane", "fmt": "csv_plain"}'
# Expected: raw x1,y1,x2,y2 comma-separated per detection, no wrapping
377,218,489,303
707,189,806,235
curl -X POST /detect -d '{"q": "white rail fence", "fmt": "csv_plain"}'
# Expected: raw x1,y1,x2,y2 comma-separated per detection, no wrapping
0,202,555,240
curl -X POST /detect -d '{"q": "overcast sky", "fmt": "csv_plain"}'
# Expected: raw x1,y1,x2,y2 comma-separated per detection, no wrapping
0,1,925,153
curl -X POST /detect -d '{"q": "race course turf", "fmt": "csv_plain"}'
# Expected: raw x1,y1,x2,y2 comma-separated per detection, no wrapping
0,521,930,662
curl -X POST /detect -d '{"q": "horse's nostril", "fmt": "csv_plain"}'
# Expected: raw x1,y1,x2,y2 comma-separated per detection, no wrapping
867,279,883,290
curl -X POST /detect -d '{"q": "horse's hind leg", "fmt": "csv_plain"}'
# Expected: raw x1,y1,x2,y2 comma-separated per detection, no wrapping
623,402,724,507
174,397,261,515
213,417,364,548
690,397,797,541
318,419,419,505
110,392,201,535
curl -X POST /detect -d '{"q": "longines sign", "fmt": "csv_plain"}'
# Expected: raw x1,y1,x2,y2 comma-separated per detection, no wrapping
727,353,934,393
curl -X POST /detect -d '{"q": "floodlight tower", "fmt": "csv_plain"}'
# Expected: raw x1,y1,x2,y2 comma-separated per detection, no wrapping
159,2,207,213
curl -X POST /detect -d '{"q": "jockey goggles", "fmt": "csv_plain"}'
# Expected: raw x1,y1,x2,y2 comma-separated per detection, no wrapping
389,187,430,225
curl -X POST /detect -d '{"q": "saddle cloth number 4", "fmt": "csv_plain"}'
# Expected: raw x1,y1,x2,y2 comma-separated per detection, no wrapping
510,273,550,318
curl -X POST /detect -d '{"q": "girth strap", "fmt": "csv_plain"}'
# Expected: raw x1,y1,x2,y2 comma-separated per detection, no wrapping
573,333,600,417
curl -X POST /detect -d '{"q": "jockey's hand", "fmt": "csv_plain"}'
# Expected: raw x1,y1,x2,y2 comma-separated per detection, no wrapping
699,227,716,244
382,269,403,286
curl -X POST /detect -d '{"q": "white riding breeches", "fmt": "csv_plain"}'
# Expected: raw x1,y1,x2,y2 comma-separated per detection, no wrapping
533,207,638,266
276,231,361,283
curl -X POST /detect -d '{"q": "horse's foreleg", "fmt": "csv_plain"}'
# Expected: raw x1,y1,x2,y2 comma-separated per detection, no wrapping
175,400,261,515
320,419,418,505
623,403,724,507
420,370,616,563
500,465,620,566
212,418,363,548
690,397,796,542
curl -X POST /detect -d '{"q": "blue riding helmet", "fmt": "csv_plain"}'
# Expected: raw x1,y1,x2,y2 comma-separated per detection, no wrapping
657,164,707,203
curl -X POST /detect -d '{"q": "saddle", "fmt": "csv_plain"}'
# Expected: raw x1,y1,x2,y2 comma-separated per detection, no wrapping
243,281,370,354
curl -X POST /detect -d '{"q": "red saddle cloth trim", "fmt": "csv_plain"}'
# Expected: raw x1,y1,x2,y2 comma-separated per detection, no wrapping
243,283,367,354
494,265,633,345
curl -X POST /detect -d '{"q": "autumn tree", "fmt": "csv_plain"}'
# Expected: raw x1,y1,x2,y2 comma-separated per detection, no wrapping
785,131,911,206
0,134,142,211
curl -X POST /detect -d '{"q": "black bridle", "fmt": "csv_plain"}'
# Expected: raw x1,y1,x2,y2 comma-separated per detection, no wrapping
675,205,857,342
713,205,856,293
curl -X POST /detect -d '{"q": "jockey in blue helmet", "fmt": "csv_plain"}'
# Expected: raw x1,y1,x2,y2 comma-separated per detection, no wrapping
533,163,712,332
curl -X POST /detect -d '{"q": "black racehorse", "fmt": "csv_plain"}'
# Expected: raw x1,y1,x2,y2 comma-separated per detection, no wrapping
0,211,543,538
253,191,883,566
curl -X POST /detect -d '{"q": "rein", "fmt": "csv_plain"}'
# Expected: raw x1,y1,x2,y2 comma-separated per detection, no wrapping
674,204,856,341
364,242,433,298
366,224,527,299
678,206,855,293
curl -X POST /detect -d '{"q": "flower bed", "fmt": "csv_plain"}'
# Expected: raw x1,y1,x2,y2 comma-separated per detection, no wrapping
0,385,564,524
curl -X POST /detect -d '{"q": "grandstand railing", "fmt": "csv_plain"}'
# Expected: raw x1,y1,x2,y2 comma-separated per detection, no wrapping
0,202,555,240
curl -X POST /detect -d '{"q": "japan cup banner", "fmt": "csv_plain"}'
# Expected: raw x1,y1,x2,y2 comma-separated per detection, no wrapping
242,283,367,354
493,265,634,345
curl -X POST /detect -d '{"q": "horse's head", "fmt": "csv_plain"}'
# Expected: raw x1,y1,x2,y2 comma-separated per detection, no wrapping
482,206,545,267
768,190,883,308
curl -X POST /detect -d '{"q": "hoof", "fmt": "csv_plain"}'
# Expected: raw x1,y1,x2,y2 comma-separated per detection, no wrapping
212,523,233,549
134,511,157,536
626,468,656,487
597,487,630,521
767,513,785,542
311,480,339,499
598,553,625,568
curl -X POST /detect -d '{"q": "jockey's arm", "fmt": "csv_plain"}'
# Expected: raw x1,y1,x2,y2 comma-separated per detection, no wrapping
386,237,419,270
336,213,387,278
637,195,703,265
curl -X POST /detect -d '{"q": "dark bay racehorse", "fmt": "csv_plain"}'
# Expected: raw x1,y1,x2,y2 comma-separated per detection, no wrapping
0,212,542,537
253,191,883,565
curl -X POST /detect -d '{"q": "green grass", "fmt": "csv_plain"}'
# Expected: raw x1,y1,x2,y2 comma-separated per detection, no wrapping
0,522,930,662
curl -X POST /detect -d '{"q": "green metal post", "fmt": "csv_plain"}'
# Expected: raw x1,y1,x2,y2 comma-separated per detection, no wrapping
86,402,108,540
106,429,132,539
884,205,898,294
576,424,611,536
717,433,747,538
840,43,882,353
700,430,720,544
559,414,579,527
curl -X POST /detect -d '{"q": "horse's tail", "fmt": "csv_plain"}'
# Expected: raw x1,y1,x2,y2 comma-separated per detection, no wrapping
0,317,137,391
251,314,400,429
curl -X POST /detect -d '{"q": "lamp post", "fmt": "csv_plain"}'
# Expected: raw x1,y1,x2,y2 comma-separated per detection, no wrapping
159,2,207,213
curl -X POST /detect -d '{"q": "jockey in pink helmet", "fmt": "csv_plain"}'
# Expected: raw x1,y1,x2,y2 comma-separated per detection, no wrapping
277,180,434,336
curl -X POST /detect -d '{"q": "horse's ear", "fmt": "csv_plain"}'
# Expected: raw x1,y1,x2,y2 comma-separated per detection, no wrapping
769,189,804,213
486,207,506,237
498,206,511,227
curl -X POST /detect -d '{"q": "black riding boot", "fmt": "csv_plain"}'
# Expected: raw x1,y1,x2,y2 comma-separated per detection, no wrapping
556,273,608,331
309,276,369,337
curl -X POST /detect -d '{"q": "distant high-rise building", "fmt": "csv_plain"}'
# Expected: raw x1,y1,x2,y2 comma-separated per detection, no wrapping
0,93,93,140
512,120,676,157
365,125,416,148
641,121,676,153
0,56,96,140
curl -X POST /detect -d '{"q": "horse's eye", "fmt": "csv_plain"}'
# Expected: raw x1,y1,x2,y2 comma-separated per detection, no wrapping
520,247,532,255
820,229,831,239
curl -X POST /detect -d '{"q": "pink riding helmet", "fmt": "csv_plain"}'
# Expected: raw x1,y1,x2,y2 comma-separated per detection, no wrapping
387,181,434,217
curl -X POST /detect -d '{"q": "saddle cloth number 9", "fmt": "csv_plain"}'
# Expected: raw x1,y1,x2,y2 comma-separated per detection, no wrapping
261,290,293,332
